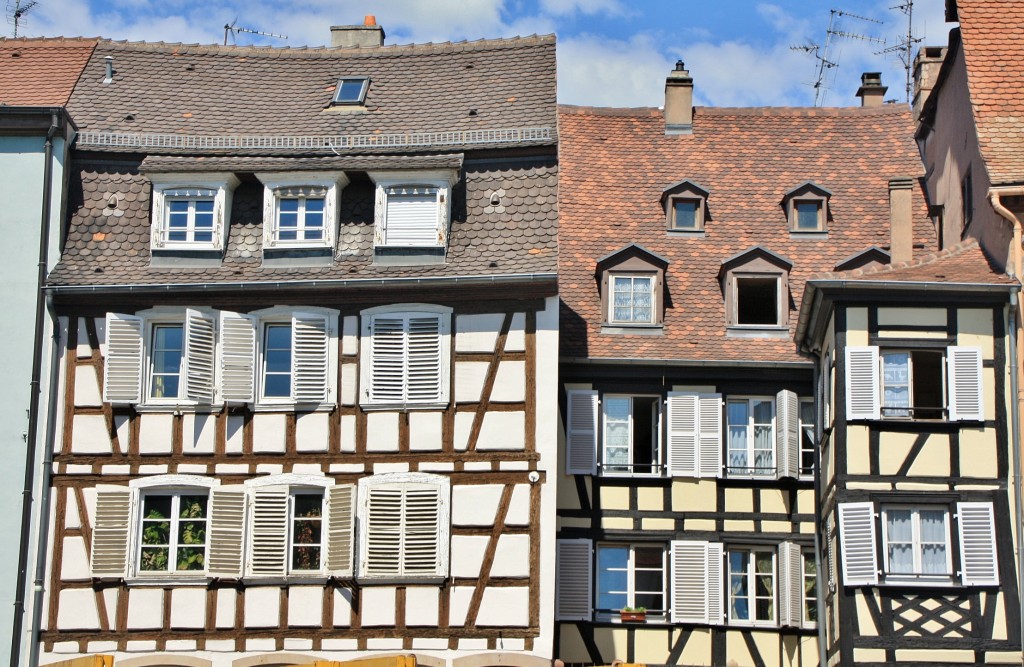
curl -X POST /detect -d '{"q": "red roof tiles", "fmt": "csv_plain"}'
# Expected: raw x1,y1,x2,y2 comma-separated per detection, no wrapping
0,38,96,106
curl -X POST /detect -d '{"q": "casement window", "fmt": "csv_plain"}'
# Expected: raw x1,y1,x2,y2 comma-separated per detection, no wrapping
609,274,655,324
149,173,239,252
720,247,792,330
661,179,709,232
360,305,451,408
596,544,666,618
799,398,815,477
255,172,348,250
357,473,451,582
725,391,801,479
369,170,459,249
846,346,983,421
602,395,661,475
802,550,817,626
783,181,830,233
728,548,775,625
137,491,208,574
838,501,998,587
961,167,973,227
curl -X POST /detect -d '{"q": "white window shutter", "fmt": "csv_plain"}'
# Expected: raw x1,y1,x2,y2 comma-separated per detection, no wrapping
90,487,132,577
207,486,247,577
672,540,719,624
556,539,593,621
566,390,598,475
838,502,878,586
948,346,984,421
776,389,800,479
326,484,356,578
846,346,880,420
706,542,725,625
698,393,723,478
778,541,804,628
406,315,444,403
364,486,403,577
183,309,216,403
103,313,143,404
367,315,406,403
249,488,288,576
401,485,443,577
666,393,698,477
292,311,330,403
957,502,999,585
219,311,256,403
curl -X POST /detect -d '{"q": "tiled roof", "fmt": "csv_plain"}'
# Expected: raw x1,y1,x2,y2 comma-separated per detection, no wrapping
0,38,96,106
65,36,557,154
956,0,1024,184
139,154,465,173
558,104,934,364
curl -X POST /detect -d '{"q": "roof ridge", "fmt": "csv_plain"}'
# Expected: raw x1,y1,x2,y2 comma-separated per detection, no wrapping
0,37,100,45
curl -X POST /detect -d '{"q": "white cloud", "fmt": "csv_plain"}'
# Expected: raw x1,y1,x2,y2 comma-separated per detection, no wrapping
557,33,673,107
680,40,815,107
539,0,626,18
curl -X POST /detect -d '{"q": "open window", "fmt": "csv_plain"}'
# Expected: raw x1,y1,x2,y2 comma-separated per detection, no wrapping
661,179,709,232
782,181,831,233
720,246,792,332
596,243,669,328
601,395,661,476
149,172,239,253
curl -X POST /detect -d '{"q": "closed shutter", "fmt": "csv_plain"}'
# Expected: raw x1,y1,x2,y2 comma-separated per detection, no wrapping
183,309,216,403
365,486,403,576
556,539,593,621
406,315,444,403
776,390,800,479
698,393,723,478
325,484,356,578
778,541,803,628
566,390,598,475
207,486,247,577
249,487,288,576
368,315,405,403
846,346,880,420
384,187,439,246
666,393,698,477
219,311,256,403
957,502,998,585
90,487,132,577
292,312,330,403
838,502,878,586
104,313,144,404
948,346,984,421
671,540,723,624
402,485,442,576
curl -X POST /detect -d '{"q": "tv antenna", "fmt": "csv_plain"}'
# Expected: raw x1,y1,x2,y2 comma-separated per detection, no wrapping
223,18,287,46
876,1,923,103
792,8,885,106
7,0,38,38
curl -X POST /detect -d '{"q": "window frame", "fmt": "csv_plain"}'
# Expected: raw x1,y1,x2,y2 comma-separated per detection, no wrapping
164,193,216,244
600,394,663,477
135,489,210,577
667,196,704,232
660,179,709,233
802,549,818,627
249,306,339,410
147,320,186,404
607,272,657,325
727,546,777,627
255,172,348,250
149,172,239,252
287,488,326,575
726,396,776,478
595,543,668,621
790,198,825,232
368,170,459,250
880,348,947,420
733,273,783,327
799,397,815,479
880,504,954,584
332,76,370,105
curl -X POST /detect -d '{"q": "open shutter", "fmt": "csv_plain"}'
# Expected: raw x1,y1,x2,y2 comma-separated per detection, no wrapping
207,486,247,577
846,346,880,420
367,315,405,403
406,314,444,403
666,393,698,477
948,346,984,421
671,540,723,624
402,484,442,577
957,502,998,585
556,539,593,621
183,309,216,403
103,313,144,403
326,484,356,578
698,393,723,478
90,487,132,577
776,390,800,479
566,390,598,475
219,311,256,402
249,487,288,576
364,486,403,576
838,502,878,586
706,542,724,625
292,312,330,403
778,541,803,628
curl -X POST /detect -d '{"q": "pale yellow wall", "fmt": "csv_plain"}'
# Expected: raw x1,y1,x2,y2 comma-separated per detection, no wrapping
878,308,946,327
673,480,717,512
600,486,630,510
957,309,995,358
846,308,868,346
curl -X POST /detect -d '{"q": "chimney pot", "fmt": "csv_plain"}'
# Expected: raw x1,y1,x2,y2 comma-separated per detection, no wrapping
856,71,887,107
664,61,694,135
675,60,685,71
364,15,376,26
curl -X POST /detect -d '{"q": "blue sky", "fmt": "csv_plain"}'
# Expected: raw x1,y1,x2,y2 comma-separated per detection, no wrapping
19,0,955,108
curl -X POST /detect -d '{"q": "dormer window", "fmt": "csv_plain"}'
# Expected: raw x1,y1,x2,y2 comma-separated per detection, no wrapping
333,77,369,105
368,170,459,253
597,244,669,329
255,172,348,251
149,172,239,252
719,246,792,334
783,181,831,233
661,179,709,233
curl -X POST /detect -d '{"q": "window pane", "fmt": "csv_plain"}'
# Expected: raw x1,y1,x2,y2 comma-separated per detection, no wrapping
673,199,698,229
263,324,292,398
882,352,911,417
796,202,820,230
597,546,629,610
729,551,750,620
151,324,184,399
337,78,365,102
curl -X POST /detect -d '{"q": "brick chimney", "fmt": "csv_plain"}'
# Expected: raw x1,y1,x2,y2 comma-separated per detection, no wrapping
856,72,887,107
913,46,947,121
331,15,385,48
889,177,914,263
664,60,693,135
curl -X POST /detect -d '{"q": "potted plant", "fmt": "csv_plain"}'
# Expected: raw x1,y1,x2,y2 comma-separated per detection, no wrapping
619,606,647,622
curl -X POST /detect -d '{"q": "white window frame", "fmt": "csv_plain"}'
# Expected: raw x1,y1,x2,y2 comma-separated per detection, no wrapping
150,172,239,251
368,169,459,249
256,172,348,250
880,348,947,419
607,273,656,325
250,306,339,410
802,549,817,627
880,504,953,584
595,543,667,620
135,489,210,577
726,396,776,478
727,547,777,627
287,489,326,575
600,394,663,477
799,397,815,479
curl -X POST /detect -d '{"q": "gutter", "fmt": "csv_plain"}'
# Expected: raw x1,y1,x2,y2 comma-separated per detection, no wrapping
560,357,814,370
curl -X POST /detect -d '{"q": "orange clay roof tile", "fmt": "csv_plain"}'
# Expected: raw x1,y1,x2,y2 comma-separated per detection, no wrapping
0,38,96,106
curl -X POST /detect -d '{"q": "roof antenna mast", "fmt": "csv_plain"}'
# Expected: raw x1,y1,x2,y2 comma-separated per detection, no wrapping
792,8,885,106
876,1,923,104
223,18,287,46
7,0,38,38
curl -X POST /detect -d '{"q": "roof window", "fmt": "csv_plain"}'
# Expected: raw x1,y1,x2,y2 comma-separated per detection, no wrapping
333,77,369,105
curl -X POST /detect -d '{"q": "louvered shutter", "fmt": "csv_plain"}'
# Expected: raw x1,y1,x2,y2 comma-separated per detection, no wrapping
666,393,698,477
90,487,132,577
183,309,216,403
384,187,439,246
957,502,998,585
556,539,593,621
407,315,444,403
368,315,406,403
838,502,878,585
207,486,247,577
402,484,442,576
104,313,144,403
365,486,403,576
706,542,724,625
325,484,356,578
249,487,288,576
778,541,804,628
846,346,880,420
776,390,800,479
671,540,723,624
698,394,723,478
566,390,598,475
219,311,256,403
948,346,984,421
292,312,330,403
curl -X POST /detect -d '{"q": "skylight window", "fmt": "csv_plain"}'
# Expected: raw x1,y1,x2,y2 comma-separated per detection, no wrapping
333,77,369,105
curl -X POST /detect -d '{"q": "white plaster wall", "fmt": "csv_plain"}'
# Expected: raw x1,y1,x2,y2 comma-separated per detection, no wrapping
455,312,526,352
73,364,102,407
183,413,216,455
138,413,173,455
72,414,113,454
288,586,323,626
295,412,329,453
405,586,440,627
409,411,443,450
252,413,287,453
366,412,398,451
244,587,280,628
452,484,503,525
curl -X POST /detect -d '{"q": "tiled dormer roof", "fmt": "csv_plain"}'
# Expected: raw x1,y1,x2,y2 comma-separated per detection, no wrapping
558,104,933,364
0,37,96,106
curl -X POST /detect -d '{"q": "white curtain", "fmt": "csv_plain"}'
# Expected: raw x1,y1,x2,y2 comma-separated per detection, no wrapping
919,510,947,574
886,509,914,573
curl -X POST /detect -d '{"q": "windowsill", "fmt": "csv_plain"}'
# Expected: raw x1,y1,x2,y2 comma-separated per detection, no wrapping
360,401,449,412
373,246,447,266
600,324,664,336
251,402,336,413
599,471,666,479
880,575,956,587
126,575,211,586
666,229,705,237
728,620,779,629
132,403,221,414
788,231,828,239
726,325,789,339
356,575,446,586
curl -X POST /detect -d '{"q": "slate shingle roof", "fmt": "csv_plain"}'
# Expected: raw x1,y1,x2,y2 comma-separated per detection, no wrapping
0,37,96,106
558,104,934,363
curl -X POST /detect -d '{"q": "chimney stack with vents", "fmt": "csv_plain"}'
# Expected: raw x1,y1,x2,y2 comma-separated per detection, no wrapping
331,15,385,48
664,60,694,135
889,177,915,263
913,46,947,121
856,72,887,107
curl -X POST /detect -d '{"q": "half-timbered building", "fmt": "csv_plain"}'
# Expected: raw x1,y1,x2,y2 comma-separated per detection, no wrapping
30,23,559,667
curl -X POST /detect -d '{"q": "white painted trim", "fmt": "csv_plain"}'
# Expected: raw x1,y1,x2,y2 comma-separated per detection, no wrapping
149,172,239,251
254,171,349,250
